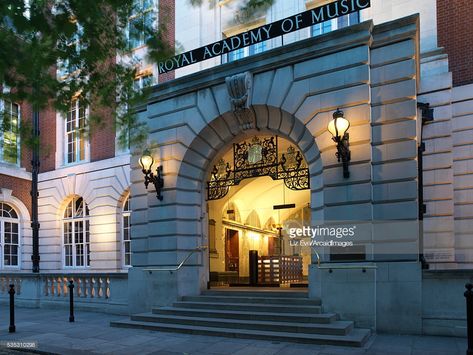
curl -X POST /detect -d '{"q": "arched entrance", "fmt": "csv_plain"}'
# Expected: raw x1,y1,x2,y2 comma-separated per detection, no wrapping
173,104,324,295
205,134,312,287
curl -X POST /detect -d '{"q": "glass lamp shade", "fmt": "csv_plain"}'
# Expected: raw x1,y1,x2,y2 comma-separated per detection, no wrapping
327,112,350,139
139,150,154,171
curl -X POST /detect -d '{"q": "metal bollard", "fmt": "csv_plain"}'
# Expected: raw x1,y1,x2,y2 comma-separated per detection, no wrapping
465,283,473,355
8,284,15,333
68,280,75,322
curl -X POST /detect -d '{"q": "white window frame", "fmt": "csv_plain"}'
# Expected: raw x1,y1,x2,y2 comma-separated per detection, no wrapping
64,99,90,166
62,197,90,269
224,40,268,63
309,11,360,38
127,0,158,50
133,69,154,91
0,203,20,269
0,99,21,166
122,195,131,268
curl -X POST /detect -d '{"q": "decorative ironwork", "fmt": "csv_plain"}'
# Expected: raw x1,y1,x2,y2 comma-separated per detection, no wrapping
207,136,310,200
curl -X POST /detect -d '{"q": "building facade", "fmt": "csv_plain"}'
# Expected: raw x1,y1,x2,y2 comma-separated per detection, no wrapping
1,0,473,337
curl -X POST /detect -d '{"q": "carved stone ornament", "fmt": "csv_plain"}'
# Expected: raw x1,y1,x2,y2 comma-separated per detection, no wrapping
225,71,255,130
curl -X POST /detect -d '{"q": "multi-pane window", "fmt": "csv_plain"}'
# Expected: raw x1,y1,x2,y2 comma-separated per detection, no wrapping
0,100,20,165
128,0,156,49
312,11,359,37
133,72,153,92
312,20,332,37
249,40,266,56
227,41,267,63
57,23,84,78
122,196,131,267
337,12,360,29
0,203,19,267
63,197,90,267
228,47,245,62
66,99,87,164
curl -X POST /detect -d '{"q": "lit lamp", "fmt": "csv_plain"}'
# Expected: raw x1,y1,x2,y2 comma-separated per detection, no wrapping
139,149,164,201
327,109,351,178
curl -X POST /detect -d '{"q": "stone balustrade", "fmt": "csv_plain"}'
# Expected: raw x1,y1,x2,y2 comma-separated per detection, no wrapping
0,275,22,295
0,272,128,314
43,274,111,299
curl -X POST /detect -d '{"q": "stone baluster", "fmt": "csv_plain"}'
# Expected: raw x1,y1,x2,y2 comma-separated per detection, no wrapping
106,277,110,299
98,277,103,298
16,278,21,296
63,277,68,297
91,277,96,298
57,276,62,297
84,277,89,298
43,277,48,296
77,277,82,298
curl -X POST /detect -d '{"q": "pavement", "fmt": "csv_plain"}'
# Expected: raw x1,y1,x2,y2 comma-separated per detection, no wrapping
0,307,467,355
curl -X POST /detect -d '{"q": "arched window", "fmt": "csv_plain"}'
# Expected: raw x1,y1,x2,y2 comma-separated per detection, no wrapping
63,197,90,267
122,196,131,267
0,203,19,267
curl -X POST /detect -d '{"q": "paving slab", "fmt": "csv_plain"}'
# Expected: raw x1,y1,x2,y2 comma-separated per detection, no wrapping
0,307,467,355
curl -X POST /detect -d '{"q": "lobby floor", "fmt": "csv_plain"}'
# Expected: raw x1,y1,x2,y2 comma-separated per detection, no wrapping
0,307,467,355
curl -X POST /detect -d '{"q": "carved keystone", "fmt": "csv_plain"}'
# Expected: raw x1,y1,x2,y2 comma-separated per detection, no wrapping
225,71,255,130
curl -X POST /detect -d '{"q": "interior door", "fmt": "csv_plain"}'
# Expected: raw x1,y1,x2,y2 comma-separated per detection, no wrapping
225,229,239,273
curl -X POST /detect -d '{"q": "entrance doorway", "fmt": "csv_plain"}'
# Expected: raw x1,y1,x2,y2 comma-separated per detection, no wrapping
225,229,239,272
207,136,311,288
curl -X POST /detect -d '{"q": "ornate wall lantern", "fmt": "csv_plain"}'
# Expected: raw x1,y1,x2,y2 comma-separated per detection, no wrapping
327,109,351,178
139,149,164,201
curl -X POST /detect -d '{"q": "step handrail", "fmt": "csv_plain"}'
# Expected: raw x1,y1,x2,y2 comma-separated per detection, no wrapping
144,245,208,274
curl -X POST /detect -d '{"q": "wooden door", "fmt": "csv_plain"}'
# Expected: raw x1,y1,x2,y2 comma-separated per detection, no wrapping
268,237,277,256
225,229,239,273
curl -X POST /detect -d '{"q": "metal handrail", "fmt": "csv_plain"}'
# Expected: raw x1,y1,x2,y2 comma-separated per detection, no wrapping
143,246,208,273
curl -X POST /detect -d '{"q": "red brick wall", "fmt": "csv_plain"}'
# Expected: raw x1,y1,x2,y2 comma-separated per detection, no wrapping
39,104,57,172
0,174,32,217
158,0,175,83
90,105,116,162
18,102,56,173
437,0,473,86
19,102,33,172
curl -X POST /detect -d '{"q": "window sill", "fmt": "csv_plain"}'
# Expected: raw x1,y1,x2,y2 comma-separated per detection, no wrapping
61,160,90,169
223,17,266,38
0,162,31,180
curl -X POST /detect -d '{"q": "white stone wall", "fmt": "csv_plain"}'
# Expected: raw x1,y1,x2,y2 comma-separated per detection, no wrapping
452,83,473,265
174,0,438,79
128,17,422,318
364,0,437,52
419,50,455,267
37,155,131,272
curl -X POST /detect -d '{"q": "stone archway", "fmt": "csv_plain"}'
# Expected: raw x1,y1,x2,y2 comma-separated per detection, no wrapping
175,104,324,293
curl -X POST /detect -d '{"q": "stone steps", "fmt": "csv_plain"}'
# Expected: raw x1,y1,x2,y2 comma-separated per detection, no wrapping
130,312,353,335
111,290,371,347
152,306,338,323
201,290,309,298
111,319,371,347
181,295,322,305
171,301,322,314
